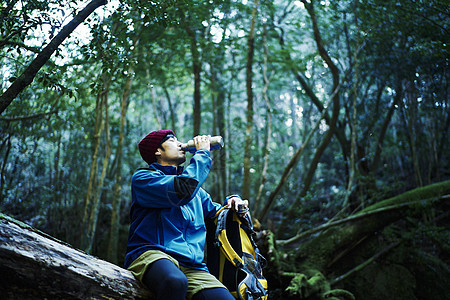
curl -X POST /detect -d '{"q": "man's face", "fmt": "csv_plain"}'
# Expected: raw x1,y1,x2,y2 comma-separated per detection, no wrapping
156,136,186,166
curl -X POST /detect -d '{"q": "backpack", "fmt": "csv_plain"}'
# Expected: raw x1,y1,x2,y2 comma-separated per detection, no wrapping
206,207,268,300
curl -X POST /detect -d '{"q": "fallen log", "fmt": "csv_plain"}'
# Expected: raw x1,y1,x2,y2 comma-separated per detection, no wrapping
0,213,152,299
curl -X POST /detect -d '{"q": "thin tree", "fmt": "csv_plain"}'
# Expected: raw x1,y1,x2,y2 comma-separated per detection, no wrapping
242,0,259,200
85,87,112,254
81,87,106,250
254,24,272,215
342,0,360,211
184,23,202,136
107,64,134,263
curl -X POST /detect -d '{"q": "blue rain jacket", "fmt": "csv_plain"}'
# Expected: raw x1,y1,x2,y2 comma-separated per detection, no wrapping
124,149,222,270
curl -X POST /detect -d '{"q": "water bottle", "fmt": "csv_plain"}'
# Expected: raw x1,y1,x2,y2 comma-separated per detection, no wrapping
181,136,224,153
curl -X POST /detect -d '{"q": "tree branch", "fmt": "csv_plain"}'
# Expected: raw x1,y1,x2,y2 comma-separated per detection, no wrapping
0,110,58,122
0,0,107,114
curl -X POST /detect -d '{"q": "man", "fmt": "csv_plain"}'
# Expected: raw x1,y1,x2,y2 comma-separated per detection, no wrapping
125,130,248,300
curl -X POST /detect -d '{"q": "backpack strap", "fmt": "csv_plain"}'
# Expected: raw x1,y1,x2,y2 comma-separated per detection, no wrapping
214,208,245,268
213,208,268,299
214,207,263,264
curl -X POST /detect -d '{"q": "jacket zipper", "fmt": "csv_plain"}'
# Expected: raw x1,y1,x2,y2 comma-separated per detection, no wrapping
157,210,164,245
181,206,195,263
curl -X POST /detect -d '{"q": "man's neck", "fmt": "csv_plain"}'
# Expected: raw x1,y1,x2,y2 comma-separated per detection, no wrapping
156,160,180,168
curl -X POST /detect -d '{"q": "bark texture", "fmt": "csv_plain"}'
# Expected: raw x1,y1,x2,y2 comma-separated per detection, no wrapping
0,214,152,300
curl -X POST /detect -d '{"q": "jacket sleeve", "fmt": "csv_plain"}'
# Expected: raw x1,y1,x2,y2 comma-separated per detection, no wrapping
132,149,212,208
200,189,223,219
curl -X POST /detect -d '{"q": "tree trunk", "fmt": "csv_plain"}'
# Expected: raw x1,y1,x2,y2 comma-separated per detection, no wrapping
0,213,152,299
242,0,259,200
185,26,202,136
254,25,272,215
0,135,11,202
209,68,219,199
209,64,227,201
81,92,104,250
371,82,402,171
108,66,133,264
276,0,341,236
401,86,423,187
260,0,344,223
343,6,360,211
163,86,177,133
216,81,227,201
85,90,112,254
297,0,341,196
257,92,335,221
81,70,113,252
0,0,107,114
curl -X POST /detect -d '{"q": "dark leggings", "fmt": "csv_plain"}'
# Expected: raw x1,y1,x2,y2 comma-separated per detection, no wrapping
142,258,235,300
193,288,236,300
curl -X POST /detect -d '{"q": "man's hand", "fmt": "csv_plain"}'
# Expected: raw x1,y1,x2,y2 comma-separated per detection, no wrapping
193,135,211,151
226,196,249,216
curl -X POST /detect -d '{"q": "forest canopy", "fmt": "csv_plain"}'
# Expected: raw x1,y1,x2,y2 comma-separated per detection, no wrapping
1,0,449,299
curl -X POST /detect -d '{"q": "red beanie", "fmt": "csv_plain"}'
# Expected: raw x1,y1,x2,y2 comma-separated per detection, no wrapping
138,130,175,164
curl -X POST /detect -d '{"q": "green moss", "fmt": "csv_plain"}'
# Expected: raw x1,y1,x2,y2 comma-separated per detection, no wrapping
323,289,355,300
361,180,450,212
286,271,355,300
286,271,329,298
266,230,281,267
